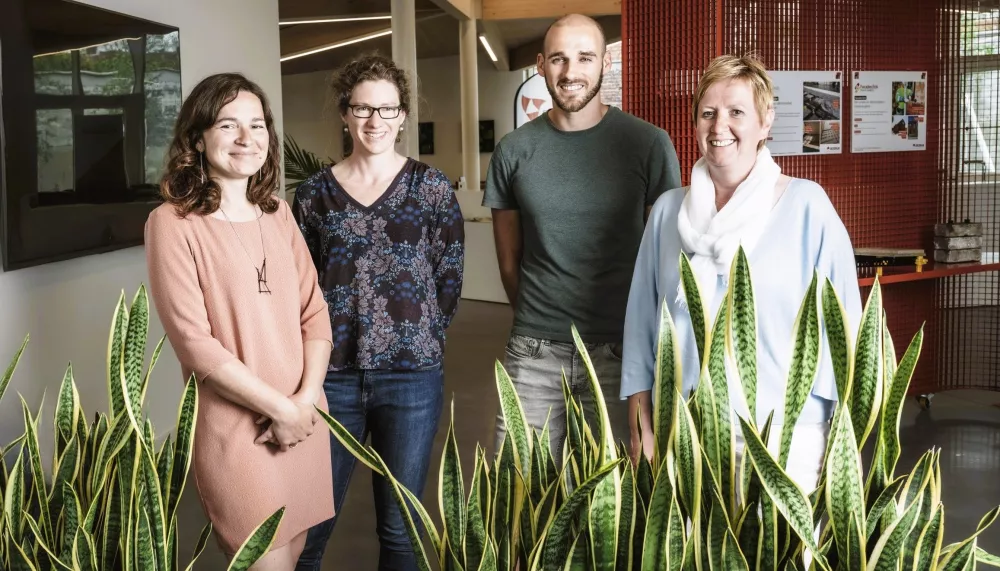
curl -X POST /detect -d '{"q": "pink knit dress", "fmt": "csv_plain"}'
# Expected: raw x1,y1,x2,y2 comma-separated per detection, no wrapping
145,199,334,555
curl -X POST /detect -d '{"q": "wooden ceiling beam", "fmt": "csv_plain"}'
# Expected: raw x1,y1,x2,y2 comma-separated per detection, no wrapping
482,0,619,20
426,0,480,20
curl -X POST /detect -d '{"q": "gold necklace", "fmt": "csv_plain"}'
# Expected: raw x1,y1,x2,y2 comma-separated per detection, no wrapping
219,205,271,294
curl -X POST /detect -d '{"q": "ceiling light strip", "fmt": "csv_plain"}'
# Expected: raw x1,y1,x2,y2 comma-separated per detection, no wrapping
280,29,392,62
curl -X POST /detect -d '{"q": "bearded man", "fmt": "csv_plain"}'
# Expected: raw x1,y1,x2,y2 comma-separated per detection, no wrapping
483,14,682,459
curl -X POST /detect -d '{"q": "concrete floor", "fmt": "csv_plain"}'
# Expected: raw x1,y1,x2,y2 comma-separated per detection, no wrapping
176,300,1000,569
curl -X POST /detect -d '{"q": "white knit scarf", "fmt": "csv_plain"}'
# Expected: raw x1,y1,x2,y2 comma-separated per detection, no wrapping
676,147,782,306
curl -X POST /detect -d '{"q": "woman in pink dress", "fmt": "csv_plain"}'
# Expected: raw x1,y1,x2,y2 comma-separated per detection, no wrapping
145,73,334,570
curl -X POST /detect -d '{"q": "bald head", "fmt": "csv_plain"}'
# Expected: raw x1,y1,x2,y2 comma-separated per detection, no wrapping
543,14,607,56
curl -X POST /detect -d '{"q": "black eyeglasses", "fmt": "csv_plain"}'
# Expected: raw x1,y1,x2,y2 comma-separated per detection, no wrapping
348,104,402,119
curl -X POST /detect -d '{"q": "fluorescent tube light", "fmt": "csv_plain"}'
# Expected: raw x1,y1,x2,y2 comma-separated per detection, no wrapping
279,15,392,25
280,29,392,62
478,34,498,62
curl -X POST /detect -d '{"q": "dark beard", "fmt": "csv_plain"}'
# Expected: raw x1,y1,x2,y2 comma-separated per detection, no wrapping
547,73,604,113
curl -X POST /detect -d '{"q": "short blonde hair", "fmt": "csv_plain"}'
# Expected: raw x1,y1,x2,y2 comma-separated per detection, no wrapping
692,54,774,128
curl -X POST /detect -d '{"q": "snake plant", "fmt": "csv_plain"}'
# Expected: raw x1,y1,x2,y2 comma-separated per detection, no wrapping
0,286,281,570
321,247,1000,570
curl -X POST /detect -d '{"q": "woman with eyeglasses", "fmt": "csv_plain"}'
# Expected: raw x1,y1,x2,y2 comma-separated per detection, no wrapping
293,54,465,571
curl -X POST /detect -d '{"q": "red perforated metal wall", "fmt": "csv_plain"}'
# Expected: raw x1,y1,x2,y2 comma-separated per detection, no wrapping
623,0,1000,394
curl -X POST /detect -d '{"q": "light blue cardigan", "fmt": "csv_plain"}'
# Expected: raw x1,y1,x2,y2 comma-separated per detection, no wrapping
619,179,863,426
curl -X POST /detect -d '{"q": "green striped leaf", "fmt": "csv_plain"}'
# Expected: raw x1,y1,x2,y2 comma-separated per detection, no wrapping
537,460,622,571
48,436,80,520
317,406,442,553
653,299,682,468
21,398,54,545
54,364,80,456
439,399,465,568
61,482,81,561
728,247,758,420
722,524,750,571
912,504,943,571
227,506,284,571
101,470,123,570
140,445,169,570
882,327,923,478
0,335,28,404
736,416,829,570
465,449,488,571
975,547,1000,568
821,279,853,402
495,360,532,479
869,491,924,571
698,301,735,515
680,252,709,364
183,523,213,571
136,491,157,571
10,536,40,571
141,336,165,404
369,450,435,571
23,513,73,571
615,466,636,571
674,391,702,522
825,407,865,567
778,272,821,466
106,292,128,418
642,450,677,570
851,280,884,447
121,286,150,431
167,377,198,523
865,476,906,539
73,528,98,571
938,506,1000,571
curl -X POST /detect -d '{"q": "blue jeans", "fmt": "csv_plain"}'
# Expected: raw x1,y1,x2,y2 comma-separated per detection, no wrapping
295,366,444,571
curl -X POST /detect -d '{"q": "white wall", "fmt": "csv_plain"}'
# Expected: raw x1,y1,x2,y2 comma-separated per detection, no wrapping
282,54,525,185
0,0,283,456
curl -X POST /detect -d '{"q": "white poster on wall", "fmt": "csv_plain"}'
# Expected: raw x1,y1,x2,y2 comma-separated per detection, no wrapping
766,71,843,156
514,73,552,129
850,71,928,153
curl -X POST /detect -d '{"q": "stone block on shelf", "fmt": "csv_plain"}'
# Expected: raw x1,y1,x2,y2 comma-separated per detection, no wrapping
934,222,983,237
933,248,981,264
933,235,983,250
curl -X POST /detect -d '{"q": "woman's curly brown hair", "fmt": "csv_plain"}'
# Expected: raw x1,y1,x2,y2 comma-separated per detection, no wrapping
160,73,280,217
330,54,412,117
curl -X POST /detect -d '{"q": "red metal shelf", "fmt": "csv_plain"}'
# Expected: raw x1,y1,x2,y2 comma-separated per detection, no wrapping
857,262,1000,287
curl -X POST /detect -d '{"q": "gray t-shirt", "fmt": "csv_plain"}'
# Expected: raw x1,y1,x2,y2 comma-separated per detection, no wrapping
483,107,681,343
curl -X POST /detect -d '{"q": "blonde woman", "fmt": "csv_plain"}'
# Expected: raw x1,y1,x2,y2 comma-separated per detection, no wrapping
620,55,862,490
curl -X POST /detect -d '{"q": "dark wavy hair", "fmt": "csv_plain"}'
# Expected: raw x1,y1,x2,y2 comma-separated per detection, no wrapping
159,73,280,216
330,54,412,117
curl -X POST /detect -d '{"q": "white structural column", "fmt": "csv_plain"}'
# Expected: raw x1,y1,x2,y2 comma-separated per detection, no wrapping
459,17,480,189
391,0,419,158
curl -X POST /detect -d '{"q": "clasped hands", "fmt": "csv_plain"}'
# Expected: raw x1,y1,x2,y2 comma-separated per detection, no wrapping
254,393,320,452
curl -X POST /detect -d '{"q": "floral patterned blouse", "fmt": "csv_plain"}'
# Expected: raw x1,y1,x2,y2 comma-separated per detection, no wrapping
293,159,465,370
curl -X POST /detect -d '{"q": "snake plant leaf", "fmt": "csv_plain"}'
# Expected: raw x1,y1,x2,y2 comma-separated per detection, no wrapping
865,475,906,539
10,536,40,571
0,335,28,407
226,506,285,571
937,506,1000,571
736,416,829,570
653,298,682,468
778,272,821,467
157,436,173,497
868,491,924,571
821,278,852,402
136,492,157,571
465,449,489,571
674,390,702,523
140,445,169,569
851,280,884,448
140,336,165,405
477,542,498,571
48,436,80,521
824,407,865,566
975,547,1000,568
496,360,533,479
183,523,214,571
571,326,621,571
722,523,750,571
369,449,436,571
54,364,80,456
728,247,758,421
24,513,73,571
163,374,200,520
912,503,943,571
706,300,736,514
440,400,466,568
101,470,124,570
59,482,81,561
680,252,709,364
73,528,99,571
536,460,622,571
120,286,149,433
615,466,636,571
317,406,443,554
882,327,924,478
92,412,134,498
642,449,678,571
106,292,128,419
21,398,53,545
